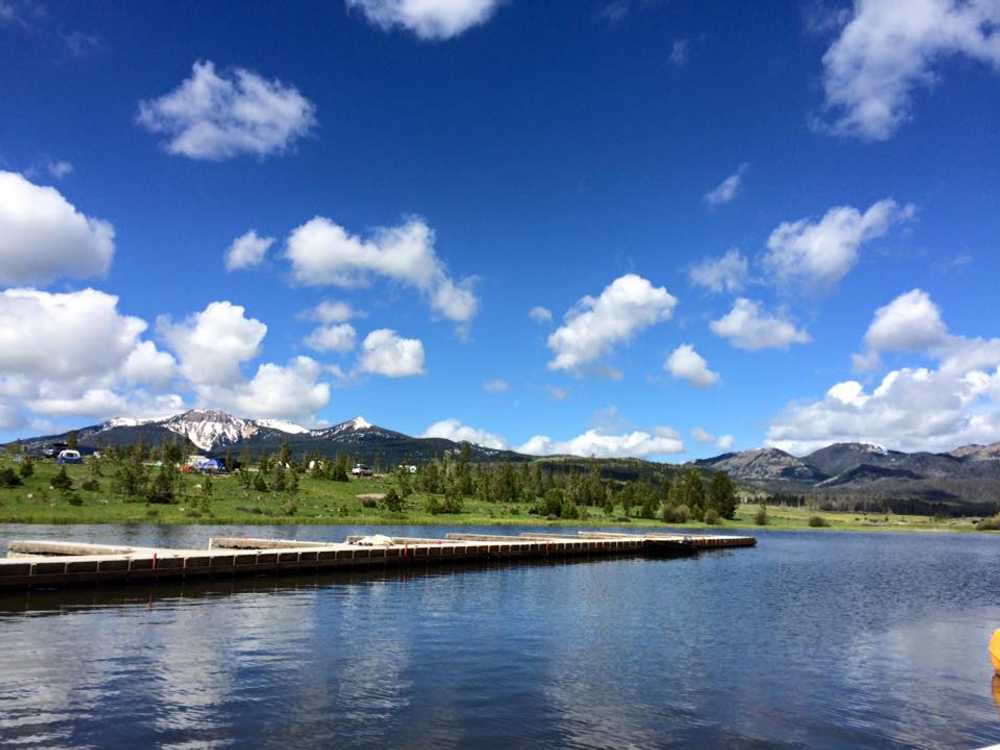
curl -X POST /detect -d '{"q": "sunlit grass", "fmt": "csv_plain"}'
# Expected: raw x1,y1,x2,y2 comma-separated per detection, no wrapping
0,460,993,533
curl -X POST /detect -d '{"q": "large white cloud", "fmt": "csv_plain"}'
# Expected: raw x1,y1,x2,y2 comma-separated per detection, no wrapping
158,301,267,386
28,389,184,420
0,292,335,431
358,329,426,377
0,288,183,427
0,171,114,286
422,418,508,449
225,229,274,271
764,199,913,291
547,274,677,372
710,298,811,351
518,427,685,459
864,288,948,353
345,0,502,40
0,288,147,380
821,0,1000,140
769,290,1000,453
137,60,316,160
122,341,178,388
853,288,949,370
665,344,720,388
688,248,749,294
286,216,478,324
196,356,330,424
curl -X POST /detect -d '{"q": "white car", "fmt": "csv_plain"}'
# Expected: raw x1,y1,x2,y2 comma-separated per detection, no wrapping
351,464,373,477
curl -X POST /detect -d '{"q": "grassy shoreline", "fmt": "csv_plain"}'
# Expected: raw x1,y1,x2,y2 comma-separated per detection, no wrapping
0,461,995,534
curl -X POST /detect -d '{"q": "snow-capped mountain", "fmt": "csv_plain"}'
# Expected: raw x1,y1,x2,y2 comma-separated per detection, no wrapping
159,410,261,451
256,418,310,435
311,416,404,443
92,410,311,451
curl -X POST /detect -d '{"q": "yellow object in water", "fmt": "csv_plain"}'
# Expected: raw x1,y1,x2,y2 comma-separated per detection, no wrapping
991,630,1000,675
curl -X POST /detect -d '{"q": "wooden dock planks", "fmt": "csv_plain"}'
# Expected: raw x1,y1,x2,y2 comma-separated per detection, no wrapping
0,530,755,591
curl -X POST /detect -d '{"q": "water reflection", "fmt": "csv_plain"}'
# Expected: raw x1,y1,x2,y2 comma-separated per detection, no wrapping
3,527,1000,748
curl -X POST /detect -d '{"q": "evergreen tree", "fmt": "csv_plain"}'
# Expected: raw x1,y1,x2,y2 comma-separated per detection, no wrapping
147,466,174,503
253,472,269,492
50,466,73,490
67,430,78,450
271,464,287,492
201,472,213,497
332,454,350,482
19,456,34,478
277,441,292,467
708,471,738,519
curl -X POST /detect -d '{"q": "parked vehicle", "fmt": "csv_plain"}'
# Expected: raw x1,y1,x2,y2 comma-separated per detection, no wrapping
351,464,373,477
56,449,83,465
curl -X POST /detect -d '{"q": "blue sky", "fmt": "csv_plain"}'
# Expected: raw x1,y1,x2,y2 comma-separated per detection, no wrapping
2,0,1000,460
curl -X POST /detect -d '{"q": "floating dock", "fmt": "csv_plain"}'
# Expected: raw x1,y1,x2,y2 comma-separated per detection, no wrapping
0,531,756,591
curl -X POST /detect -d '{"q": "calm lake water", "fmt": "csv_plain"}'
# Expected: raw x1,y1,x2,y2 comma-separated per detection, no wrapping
1,524,999,749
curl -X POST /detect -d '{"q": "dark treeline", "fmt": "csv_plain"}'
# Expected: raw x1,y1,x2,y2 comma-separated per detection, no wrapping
367,444,740,522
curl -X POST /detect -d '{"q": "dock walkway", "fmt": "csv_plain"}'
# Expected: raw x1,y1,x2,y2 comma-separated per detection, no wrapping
0,530,755,591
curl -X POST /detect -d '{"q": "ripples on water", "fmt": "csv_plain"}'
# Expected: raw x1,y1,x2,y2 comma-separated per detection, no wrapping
1,524,999,749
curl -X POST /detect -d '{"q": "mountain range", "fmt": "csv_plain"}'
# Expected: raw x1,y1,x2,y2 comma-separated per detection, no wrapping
6,410,1000,513
10,409,528,467
694,442,1000,513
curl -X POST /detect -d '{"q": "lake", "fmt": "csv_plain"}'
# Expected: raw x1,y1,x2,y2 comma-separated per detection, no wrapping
1,524,999,748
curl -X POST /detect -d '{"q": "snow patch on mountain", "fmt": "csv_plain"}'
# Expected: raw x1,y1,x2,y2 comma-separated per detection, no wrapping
256,418,309,435
161,410,260,451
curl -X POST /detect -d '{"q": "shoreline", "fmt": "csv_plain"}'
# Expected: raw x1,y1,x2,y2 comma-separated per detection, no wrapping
0,510,994,535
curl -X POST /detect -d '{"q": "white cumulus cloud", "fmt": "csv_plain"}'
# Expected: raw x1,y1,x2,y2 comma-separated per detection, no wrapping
665,344,720,388
303,299,362,323
710,298,811,351
769,290,1000,453
137,60,316,160
158,301,267,386
689,248,749,294
196,356,330,425
692,427,735,451
547,273,677,372
0,171,114,286
304,323,357,353
358,329,425,377
518,426,684,459
286,216,478,324
122,341,177,388
0,288,183,426
225,229,274,271
346,0,502,40
865,288,948,353
820,0,1000,141
764,199,914,291
422,418,508,449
